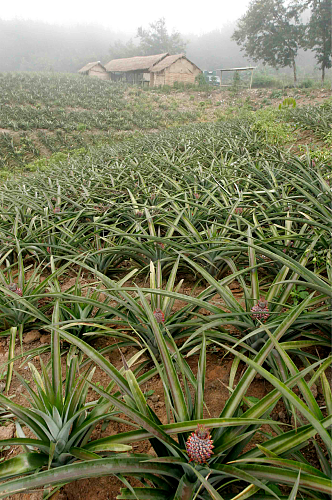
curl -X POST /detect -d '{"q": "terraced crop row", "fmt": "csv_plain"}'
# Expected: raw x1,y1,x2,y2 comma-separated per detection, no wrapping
0,82,331,499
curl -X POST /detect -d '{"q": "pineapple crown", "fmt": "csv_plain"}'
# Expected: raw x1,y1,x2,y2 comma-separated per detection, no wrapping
257,298,268,308
195,424,210,439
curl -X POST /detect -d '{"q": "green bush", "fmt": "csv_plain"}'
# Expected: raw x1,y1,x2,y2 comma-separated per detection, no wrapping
252,72,283,88
299,78,315,88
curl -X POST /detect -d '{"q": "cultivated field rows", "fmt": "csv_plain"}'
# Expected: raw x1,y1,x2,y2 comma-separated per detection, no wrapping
0,73,331,499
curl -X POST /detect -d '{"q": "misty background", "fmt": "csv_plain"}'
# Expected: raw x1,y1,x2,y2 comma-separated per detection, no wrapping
0,18,321,77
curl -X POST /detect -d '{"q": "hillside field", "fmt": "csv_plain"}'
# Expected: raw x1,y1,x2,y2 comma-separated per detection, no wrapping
0,73,331,173
0,73,331,500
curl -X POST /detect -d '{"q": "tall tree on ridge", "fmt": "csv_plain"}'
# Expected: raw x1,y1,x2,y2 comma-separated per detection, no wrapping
136,18,186,56
232,0,305,83
307,0,331,83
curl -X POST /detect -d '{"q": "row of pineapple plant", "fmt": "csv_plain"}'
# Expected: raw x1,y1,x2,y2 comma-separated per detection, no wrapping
0,271,330,498
0,108,330,497
1,72,329,172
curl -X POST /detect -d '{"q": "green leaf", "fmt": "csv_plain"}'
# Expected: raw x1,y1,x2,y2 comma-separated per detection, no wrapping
194,334,206,420
288,470,301,500
54,328,131,397
233,464,332,494
0,456,183,497
5,327,17,394
0,452,48,480
215,341,332,451
135,286,188,422
117,488,173,499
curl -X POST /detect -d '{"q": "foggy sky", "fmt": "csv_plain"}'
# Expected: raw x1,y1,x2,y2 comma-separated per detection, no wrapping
2,0,252,35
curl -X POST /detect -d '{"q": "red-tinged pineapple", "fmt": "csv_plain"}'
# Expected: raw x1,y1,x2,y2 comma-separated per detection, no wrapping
7,283,23,296
186,424,214,464
251,299,269,322
153,308,165,324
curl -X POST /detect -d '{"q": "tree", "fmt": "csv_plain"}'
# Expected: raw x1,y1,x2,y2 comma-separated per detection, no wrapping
232,0,305,83
307,0,331,83
109,39,142,60
136,18,186,55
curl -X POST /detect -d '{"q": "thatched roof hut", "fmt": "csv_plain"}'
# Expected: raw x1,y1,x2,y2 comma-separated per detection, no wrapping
105,52,201,87
150,54,198,72
150,54,202,87
78,61,109,80
104,53,168,73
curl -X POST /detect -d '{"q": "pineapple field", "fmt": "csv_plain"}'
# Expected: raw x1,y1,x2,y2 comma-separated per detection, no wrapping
0,72,331,500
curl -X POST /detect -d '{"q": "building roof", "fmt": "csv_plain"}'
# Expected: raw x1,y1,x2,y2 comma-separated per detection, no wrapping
78,61,106,73
105,53,169,72
216,67,256,71
150,54,201,73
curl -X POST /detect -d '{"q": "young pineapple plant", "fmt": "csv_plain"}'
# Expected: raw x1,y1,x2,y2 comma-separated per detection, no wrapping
57,276,121,342
74,257,204,358
182,223,331,356
113,203,181,274
78,228,129,276
0,249,64,391
0,294,132,493
6,316,329,500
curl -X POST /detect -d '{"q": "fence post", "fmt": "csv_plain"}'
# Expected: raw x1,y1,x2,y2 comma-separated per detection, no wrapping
249,69,254,89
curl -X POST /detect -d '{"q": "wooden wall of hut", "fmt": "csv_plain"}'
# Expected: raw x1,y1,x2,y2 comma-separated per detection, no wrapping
88,66,110,80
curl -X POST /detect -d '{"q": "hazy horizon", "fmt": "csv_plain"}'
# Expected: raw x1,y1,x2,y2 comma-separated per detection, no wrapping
1,0,252,36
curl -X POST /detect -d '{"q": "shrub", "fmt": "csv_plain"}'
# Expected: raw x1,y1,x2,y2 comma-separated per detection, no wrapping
252,72,283,88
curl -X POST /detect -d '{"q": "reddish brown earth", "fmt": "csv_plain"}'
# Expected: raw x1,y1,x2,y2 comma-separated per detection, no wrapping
1,272,330,499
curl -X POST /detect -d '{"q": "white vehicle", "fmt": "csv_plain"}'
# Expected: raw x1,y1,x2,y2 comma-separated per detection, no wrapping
203,71,221,85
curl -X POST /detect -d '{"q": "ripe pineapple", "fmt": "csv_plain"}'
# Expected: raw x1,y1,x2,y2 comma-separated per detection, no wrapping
251,299,269,322
186,424,214,464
